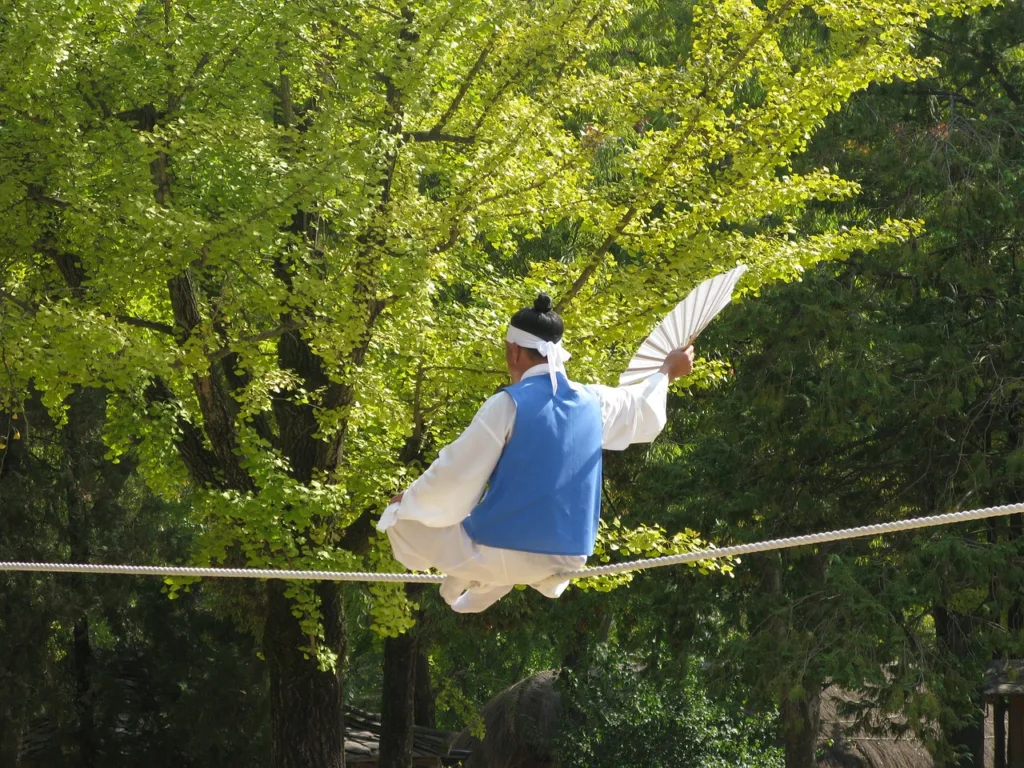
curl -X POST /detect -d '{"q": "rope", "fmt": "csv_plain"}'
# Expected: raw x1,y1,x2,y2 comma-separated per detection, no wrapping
1,502,1021,584
580,501,1024,577
0,561,447,583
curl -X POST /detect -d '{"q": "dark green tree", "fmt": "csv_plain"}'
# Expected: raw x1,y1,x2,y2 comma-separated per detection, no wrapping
0,390,269,767
614,4,1024,766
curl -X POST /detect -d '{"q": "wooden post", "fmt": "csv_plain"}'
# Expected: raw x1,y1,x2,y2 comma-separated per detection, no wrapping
996,696,1007,768
1008,695,1024,768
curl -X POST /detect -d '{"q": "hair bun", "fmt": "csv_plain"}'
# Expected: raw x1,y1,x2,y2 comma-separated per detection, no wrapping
533,293,553,313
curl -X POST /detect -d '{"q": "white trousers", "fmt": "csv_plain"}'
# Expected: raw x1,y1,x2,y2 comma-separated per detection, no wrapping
386,519,587,613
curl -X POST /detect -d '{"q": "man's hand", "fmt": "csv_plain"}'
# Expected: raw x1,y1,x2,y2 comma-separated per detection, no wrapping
660,345,695,382
377,492,404,532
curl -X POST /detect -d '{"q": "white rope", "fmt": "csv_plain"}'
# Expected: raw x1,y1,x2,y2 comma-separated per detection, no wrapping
0,561,447,583
1,502,1021,584
579,501,1024,577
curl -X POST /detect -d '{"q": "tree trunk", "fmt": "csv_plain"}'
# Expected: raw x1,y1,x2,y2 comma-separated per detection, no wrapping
72,616,96,767
996,696,1007,768
1010,510,1024,633
757,556,822,768
414,648,436,729
379,629,417,768
265,580,347,768
1009,696,1024,768
781,681,821,768
65,391,97,768
934,605,984,767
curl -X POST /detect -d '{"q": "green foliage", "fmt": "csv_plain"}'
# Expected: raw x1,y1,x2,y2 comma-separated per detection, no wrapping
0,391,268,766
366,538,419,638
580,516,733,592
434,676,487,740
605,3,1024,761
558,648,783,768
0,0,982,645
0,0,1014,760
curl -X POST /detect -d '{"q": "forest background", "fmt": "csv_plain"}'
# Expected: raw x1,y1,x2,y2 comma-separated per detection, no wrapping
1,0,1023,767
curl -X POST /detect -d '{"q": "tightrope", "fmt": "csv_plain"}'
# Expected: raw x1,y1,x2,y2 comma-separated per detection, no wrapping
1,502,1021,584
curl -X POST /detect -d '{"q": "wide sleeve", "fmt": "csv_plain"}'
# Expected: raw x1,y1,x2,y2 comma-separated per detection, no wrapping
393,392,515,528
587,372,669,451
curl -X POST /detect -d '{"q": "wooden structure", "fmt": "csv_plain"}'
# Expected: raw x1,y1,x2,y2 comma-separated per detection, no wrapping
816,688,934,768
984,661,1024,768
345,708,469,767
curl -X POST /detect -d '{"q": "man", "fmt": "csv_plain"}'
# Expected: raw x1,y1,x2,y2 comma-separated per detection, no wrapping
379,293,694,613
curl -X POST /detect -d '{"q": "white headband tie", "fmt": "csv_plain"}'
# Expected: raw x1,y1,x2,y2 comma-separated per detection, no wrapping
506,326,571,393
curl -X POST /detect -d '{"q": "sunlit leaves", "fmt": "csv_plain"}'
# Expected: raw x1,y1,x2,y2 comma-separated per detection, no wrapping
0,0,996,643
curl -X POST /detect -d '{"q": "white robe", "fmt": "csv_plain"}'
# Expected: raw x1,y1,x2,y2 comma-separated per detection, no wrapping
384,363,669,613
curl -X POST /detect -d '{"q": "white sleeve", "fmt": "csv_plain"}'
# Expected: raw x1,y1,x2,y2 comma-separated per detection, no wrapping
394,392,516,528
587,372,669,451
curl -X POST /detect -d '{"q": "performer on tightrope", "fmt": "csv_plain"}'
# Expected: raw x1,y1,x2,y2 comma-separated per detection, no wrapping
378,293,695,613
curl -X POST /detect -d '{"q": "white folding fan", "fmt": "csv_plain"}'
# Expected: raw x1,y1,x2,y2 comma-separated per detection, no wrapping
619,264,748,386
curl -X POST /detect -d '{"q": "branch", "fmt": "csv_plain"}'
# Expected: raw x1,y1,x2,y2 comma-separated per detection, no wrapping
373,71,399,104
365,2,403,20
432,222,462,256
919,28,1023,106
420,365,504,376
431,37,496,135
26,185,71,209
208,319,308,362
872,270,915,282
465,4,599,137
0,102,46,125
193,11,283,113
399,363,426,465
902,87,977,108
2,288,174,335
114,315,175,335
476,156,576,207
556,223,629,313
167,272,255,491
112,104,165,130
403,130,475,145
557,0,800,312
0,288,34,313
15,240,175,333
173,51,212,109
35,239,86,290
334,22,362,41
144,377,223,488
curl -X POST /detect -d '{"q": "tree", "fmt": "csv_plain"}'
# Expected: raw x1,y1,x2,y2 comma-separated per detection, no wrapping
0,0,990,764
0,388,269,766
624,3,1024,765
811,6,1024,762
558,647,782,768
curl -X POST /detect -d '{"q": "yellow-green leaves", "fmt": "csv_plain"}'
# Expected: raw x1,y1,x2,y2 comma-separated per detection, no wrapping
582,517,733,593
0,0,995,648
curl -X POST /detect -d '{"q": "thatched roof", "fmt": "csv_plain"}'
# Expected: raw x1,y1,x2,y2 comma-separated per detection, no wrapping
816,688,934,768
450,670,561,768
14,708,468,767
345,708,470,766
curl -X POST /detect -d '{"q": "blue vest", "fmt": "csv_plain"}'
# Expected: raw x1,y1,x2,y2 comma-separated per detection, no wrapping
462,372,604,556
